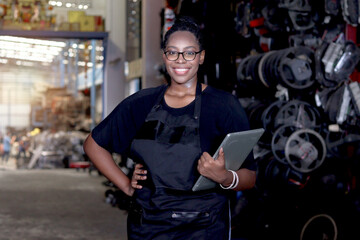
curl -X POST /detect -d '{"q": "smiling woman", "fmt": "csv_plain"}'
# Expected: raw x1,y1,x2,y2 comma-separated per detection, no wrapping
83,16,256,240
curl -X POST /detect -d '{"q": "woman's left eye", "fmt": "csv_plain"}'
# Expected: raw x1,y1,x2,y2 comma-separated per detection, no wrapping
185,51,195,56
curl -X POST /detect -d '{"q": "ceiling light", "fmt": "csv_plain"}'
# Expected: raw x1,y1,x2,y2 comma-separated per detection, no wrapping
0,36,66,48
48,1,92,9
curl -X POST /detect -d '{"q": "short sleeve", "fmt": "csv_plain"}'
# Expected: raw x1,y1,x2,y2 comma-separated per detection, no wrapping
91,85,165,154
91,99,137,154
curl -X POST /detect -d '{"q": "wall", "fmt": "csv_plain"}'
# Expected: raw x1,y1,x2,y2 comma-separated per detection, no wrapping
141,0,165,89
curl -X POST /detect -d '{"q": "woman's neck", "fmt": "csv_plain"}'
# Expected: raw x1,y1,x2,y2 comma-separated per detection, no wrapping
165,80,198,108
164,81,207,108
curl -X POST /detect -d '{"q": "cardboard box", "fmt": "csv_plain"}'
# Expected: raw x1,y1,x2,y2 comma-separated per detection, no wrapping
94,16,104,31
70,22,80,31
58,22,70,31
79,15,95,32
68,11,85,23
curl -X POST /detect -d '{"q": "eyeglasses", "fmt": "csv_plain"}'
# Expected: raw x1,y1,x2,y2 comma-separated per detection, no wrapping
164,50,202,61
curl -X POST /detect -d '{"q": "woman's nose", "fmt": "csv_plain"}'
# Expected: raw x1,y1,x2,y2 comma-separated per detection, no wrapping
176,53,186,63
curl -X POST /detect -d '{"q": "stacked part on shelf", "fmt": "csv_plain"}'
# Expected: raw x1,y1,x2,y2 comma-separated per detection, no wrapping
278,0,314,31
316,81,360,125
315,40,360,88
237,46,316,91
341,0,360,26
243,97,327,190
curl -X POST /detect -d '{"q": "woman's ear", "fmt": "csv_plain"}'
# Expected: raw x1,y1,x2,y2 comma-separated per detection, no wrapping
161,50,166,61
199,50,205,64
162,52,167,62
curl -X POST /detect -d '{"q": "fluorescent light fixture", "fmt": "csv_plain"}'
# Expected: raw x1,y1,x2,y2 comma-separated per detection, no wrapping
0,36,65,63
0,36,66,48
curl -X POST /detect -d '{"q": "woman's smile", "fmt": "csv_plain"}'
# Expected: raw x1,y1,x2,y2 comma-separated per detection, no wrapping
173,67,190,75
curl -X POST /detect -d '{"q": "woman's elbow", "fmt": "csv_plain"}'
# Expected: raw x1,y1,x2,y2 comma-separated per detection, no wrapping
248,170,256,189
83,133,94,155
240,169,256,190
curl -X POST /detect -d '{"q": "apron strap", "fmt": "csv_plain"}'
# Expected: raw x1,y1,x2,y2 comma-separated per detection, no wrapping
153,85,168,108
193,80,202,120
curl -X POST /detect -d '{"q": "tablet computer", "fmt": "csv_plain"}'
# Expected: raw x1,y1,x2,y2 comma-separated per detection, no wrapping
192,128,264,191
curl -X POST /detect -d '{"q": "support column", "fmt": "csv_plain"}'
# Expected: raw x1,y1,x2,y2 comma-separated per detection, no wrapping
102,0,127,118
60,52,65,87
90,39,96,130
141,0,164,89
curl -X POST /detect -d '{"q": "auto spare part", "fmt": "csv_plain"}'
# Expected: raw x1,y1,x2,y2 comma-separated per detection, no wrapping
285,128,327,173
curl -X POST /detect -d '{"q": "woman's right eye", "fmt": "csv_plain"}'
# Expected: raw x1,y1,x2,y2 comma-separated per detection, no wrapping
168,51,177,55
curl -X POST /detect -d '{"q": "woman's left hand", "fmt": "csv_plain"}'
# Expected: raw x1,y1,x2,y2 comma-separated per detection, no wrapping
197,148,230,184
131,163,147,190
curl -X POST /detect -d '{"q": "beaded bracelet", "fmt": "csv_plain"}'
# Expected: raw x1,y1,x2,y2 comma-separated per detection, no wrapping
220,170,239,189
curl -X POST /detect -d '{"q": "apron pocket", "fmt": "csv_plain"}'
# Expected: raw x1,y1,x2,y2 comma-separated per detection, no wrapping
171,211,210,219
171,210,212,228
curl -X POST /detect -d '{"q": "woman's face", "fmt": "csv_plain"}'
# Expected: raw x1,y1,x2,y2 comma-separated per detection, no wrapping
163,31,205,86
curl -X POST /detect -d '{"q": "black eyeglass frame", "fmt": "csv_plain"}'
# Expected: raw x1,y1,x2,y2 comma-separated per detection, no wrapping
163,50,203,61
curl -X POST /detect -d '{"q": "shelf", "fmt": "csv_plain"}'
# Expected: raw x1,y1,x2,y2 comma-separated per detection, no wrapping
0,29,109,40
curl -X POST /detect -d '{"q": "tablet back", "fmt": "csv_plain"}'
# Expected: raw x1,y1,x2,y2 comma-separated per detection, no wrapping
192,128,264,191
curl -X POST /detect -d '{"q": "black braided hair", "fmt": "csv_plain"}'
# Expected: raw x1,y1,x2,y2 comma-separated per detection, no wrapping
161,16,204,51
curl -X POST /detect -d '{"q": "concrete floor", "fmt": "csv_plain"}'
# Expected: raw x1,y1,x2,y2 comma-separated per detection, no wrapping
0,158,128,240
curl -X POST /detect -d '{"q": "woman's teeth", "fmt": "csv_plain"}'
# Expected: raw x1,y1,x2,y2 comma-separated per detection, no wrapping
174,68,188,74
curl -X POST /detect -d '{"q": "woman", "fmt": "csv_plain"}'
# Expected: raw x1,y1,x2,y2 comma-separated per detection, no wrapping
83,16,256,240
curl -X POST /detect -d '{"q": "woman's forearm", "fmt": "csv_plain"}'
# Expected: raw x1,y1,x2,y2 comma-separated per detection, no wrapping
234,168,256,191
83,134,134,196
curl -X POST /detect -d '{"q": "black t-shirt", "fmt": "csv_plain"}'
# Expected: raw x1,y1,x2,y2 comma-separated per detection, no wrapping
92,84,255,170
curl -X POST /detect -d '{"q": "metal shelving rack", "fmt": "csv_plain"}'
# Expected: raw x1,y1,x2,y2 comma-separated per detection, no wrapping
0,29,108,39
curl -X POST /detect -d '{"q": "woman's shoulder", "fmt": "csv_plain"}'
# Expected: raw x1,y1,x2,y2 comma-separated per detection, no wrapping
108,84,166,117
124,84,167,104
202,85,239,106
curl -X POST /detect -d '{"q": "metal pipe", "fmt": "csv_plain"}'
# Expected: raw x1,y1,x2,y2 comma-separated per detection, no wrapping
91,40,96,130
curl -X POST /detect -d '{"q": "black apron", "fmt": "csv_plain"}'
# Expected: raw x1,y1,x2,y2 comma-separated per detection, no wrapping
128,82,230,240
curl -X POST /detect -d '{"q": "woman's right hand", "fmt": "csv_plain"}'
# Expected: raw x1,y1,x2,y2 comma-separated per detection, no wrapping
131,163,147,190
